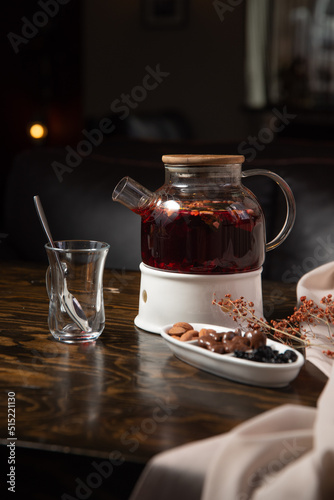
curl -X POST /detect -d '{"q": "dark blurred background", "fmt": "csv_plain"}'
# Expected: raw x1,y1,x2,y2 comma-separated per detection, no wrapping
0,0,247,168
3,0,334,179
2,0,334,268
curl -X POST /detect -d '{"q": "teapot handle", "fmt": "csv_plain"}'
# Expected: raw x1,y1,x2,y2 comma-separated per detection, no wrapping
242,169,296,252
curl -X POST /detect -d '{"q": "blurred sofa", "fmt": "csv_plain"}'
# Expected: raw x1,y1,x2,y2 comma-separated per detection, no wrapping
2,136,334,283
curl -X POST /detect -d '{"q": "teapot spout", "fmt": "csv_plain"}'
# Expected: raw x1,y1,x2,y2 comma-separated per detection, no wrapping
112,176,155,214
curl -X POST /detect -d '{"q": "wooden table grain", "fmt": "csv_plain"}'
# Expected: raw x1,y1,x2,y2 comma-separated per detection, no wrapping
0,261,328,499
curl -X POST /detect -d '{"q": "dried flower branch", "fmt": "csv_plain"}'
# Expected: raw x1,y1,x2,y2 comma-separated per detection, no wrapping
213,294,334,358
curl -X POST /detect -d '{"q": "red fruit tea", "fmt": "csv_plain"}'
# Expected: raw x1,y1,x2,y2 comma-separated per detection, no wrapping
137,201,265,274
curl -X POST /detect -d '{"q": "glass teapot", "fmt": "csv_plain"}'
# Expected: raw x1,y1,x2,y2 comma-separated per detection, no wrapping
112,155,296,274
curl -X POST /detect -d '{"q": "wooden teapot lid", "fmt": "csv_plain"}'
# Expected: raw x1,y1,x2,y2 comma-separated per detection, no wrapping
162,154,245,165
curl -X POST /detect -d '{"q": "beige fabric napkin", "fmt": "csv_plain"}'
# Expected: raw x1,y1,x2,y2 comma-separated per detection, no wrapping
130,364,334,500
297,261,334,377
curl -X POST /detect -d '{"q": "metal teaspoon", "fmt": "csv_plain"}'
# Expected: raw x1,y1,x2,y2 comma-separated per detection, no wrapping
33,195,91,333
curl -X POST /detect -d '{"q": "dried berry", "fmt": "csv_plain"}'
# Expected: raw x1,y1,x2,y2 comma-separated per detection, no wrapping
234,345,297,364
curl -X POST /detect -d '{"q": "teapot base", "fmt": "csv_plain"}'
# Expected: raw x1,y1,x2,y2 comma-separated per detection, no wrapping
134,263,263,334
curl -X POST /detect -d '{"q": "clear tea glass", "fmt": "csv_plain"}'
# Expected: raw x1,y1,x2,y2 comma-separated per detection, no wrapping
45,240,110,343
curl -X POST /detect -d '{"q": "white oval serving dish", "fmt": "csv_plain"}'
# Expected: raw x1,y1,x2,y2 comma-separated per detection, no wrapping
160,323,304,388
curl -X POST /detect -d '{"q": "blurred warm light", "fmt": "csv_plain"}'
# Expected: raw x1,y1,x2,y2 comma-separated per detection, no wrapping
29,123,48,140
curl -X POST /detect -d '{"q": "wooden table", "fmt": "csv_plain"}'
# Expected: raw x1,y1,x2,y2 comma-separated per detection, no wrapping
0,261,327,499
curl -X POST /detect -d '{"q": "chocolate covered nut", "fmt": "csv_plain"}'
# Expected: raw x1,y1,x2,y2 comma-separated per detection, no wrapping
194,324,267,355
222,330,236,342
225,337,250,353
223,340,233,353
232,335,251,348
198,335,215,349
243,329,266,349
208,331,224,341
250,331,267,349
206,329,217,335
209,343,227,354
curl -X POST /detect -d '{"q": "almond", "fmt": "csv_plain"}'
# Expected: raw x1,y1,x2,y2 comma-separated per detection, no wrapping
180,330,198,341
173,322,193,331
168,326,186,335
